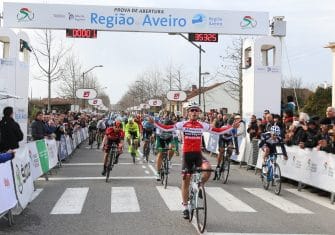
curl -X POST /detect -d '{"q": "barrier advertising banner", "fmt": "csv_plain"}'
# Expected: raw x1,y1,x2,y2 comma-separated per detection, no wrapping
65,135,73,155
35,140,49,173
59,135,68,160
12,146,34,211
46,139,58,169
27,141,43,180
0,161,17,214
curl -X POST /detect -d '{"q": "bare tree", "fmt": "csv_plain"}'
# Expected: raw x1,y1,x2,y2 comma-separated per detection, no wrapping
31,29,71,112
57,54,82,99
215,37,244,114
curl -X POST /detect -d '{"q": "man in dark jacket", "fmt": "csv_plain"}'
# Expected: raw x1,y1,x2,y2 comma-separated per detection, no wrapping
31,111,47,140
0,107,24,152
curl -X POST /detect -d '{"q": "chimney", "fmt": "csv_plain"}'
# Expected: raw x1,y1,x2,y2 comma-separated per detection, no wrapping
191,85,197,91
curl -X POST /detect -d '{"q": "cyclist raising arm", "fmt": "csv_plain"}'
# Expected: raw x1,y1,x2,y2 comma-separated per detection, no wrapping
154,102,240,219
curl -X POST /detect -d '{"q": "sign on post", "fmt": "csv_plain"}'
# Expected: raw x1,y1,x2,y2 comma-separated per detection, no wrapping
88,98,102,106
148,99,162,107
167,91,187,101
75,88,97,100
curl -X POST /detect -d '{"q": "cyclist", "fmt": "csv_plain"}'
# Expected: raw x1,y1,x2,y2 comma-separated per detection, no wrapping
213,128,236,180
96,117,106,146
155,102,239,219
259,125,288,174
142,116,155,162
101,120,124,175
155,116,175,180
125,117,140,157
88,117,98,146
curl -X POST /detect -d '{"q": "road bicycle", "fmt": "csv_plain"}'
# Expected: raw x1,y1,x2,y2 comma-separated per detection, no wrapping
215,144,234,184
106,142,118,182
261,153,282,195
129,135,138,164
96,130,104,149
184,167,213,234
88,130,96,149
159,146,171,189
143,134,154,162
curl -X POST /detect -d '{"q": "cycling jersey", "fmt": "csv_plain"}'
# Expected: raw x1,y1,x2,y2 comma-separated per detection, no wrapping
88,121,97,131
97,120,106,130
155,120,232,153
125,122,140,139
259,132,287,157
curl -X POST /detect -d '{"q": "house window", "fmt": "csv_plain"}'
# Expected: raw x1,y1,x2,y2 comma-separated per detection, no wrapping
260,45,276,66
244,46,252,68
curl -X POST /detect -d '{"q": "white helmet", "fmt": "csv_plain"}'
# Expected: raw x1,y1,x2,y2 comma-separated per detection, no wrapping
270,125,281,136
187,102,200,111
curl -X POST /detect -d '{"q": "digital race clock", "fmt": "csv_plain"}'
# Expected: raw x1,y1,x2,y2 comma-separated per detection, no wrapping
188,33,218,42
66,29,97,38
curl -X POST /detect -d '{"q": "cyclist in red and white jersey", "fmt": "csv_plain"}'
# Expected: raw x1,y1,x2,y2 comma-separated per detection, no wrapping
155,102,240,219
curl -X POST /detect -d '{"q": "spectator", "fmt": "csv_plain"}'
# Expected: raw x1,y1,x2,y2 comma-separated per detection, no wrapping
265,113,274,132
282,109,294,132
298,120,321,149
31,111,47,140
316,122,334,153
284,95,296,114
0,107,24,152
320,106,335,125
0,150,15,163
247,115,258,140
262,110,270,124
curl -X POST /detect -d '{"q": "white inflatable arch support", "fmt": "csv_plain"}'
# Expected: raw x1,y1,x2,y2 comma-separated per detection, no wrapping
242,36,282,122
0,27,30,143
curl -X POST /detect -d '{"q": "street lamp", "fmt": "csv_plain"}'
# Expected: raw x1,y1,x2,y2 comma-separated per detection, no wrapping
82,65,103,109
201,72,210,112
169,33,206,105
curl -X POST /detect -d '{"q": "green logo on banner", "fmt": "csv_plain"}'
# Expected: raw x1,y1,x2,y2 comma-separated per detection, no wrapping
36,140,49,173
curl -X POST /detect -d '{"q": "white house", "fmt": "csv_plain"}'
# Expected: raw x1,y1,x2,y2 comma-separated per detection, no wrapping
182,83,239,116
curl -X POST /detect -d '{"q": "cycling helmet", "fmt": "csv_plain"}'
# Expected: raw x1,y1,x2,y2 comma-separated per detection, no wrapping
187,101,201,111
115,120,122,127
270,125,281,136
128,117,133,123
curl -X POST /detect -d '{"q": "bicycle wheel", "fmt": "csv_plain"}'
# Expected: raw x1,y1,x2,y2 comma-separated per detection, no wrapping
160,161,165,184
196,184,207,233
97,134,102,149
261,165,270,190
106,150,115,182
144,143,150,162
188,185,194,222
222,157,230,184
273,163,282,195
164,157,169,189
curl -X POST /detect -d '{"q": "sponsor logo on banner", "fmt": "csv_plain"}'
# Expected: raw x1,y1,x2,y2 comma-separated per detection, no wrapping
17,8,34,22
192,13,206,25
53,13,65,18
68,12,85,21
208,17,223,27
4,178,10,187
240,16,257,29
83,91,90,98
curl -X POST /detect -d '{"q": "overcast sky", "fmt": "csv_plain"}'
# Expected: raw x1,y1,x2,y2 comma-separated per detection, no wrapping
1,0,335,104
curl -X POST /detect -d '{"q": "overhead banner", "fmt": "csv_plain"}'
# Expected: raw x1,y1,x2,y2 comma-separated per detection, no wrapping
0,161,17,214
4,3,269,35
88,98,102,106
148,99,162,107
167,91,187,101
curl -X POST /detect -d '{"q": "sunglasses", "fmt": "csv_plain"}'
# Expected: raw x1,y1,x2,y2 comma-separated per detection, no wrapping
189,109,200,112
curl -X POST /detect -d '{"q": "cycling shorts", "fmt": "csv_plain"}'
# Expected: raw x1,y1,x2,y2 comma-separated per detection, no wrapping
143,129,154,140
182,152,209,174
104,140,121,153
218,138,233,148
128,131,138,139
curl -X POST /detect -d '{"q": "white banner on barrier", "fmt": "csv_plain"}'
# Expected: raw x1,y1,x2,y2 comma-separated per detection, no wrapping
76,131,81,146
59,135,68,160
0,161,17,214
65,135,73,155
27,142,43,181
12,146,34,211
46,139,58,169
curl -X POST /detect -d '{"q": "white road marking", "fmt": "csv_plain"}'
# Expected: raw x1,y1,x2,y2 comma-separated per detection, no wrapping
111,187,140,213
156,186,182,211
244,188,313,214
148,164,157,175
142,165,146,169
286,188,335,211
206,187,256,212
37,176,155,181
62,162,147,166
30,188,43,202
144,170,150,175
50,187,89,214
204,233,326,235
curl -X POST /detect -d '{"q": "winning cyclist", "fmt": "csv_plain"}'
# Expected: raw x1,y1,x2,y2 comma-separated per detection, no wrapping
101,121,124,175
155,102,240,219
125,117,140,158
259,125,288,174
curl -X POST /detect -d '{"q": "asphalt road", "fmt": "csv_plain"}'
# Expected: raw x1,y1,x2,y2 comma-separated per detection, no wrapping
1,140,334,235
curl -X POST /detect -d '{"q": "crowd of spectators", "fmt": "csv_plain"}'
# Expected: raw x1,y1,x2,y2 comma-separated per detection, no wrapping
246,106,335,154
